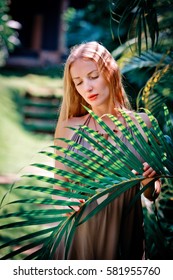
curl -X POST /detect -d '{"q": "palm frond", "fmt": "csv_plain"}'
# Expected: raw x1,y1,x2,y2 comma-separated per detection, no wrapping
0,108,173,259
109,0,159,54
121,51,172,74
137,65,173,130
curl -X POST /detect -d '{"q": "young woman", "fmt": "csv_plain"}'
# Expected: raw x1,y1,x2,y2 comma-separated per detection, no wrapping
53,41,160,259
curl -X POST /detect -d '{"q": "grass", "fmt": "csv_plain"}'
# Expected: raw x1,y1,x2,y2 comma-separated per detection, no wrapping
0,70,63,167
0,68,63,259
0,69,63,199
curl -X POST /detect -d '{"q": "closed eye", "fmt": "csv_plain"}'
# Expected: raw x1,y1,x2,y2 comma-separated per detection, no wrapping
76,81,82,86
89,75,99,79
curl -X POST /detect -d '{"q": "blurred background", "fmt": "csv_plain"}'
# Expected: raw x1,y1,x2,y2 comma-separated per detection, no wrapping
0,0,173,259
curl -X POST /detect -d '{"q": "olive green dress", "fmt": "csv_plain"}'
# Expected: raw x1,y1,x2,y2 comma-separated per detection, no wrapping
54,116,145,260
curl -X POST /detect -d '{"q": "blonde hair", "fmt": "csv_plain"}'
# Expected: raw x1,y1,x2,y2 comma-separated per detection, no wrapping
58,41,131,123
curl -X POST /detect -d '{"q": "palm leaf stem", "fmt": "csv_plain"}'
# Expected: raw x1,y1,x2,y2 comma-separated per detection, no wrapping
49,215,76,259
64,204,88,259
77,178,143,226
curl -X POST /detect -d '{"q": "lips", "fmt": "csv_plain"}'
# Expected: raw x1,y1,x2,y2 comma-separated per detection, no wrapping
88,94,98,101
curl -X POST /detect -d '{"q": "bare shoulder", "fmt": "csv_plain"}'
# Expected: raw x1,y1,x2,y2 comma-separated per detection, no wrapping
67,114,89,127
127,111,152,128
54,114,89,141
136,112,152,128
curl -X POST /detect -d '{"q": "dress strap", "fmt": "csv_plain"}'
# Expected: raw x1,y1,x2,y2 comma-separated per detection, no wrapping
83,114,92,126
70,114,91,144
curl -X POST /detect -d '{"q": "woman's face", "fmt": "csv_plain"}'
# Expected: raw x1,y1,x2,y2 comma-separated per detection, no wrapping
70,58,112,113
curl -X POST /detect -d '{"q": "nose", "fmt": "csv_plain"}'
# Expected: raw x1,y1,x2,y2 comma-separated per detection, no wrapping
83,80,93,92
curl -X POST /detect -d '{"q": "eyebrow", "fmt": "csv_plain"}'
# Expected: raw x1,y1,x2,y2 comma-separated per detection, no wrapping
72,70,98,80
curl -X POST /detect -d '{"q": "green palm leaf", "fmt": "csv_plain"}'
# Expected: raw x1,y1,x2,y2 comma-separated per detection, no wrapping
0,108,173,259
121,51,172,74
137,65,173,130
110,0,159,54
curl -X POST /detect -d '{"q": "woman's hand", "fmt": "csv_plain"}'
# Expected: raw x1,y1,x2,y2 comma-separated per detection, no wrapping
142,162,161,200
132,162,161,201
142,162,157,177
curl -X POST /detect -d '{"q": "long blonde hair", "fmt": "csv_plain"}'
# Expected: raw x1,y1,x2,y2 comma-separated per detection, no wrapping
58,41,131,123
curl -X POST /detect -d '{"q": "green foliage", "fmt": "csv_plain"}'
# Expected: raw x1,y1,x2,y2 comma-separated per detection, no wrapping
63,8,105,48
0,107,173,259
0,0,20,66
117,50,173,101
143,177,173,259
110,0,173,55
137,65,173,132
64,0,123,52
0,72,63,175
110,1,173,123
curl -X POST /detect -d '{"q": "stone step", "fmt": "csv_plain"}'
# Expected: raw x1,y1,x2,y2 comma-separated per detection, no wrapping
22,92,61,134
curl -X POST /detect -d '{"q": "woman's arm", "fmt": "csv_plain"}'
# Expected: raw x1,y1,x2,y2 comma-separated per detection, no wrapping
53,119,84,212
53,120,71,205
141,162,161,201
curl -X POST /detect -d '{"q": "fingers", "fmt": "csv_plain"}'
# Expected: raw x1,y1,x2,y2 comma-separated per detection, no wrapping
143,162,156,177
154,179,161,195
66,198,85,216
132,169,138,175
132,162,157,178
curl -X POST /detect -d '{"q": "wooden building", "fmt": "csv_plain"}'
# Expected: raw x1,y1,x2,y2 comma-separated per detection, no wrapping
7,0,69,67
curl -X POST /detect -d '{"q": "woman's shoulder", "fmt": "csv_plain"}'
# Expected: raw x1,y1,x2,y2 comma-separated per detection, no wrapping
55,114,90,140
127,110,152,128
67,114,90,127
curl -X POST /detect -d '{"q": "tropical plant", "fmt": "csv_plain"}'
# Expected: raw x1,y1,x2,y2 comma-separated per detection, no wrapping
110,0,173,54
110,0,173,110
0,107,173,259
0,0,20,66
64,0,127,52
110,0,173,260
143,176,173,259
137,64,173,131
0,0,172,262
